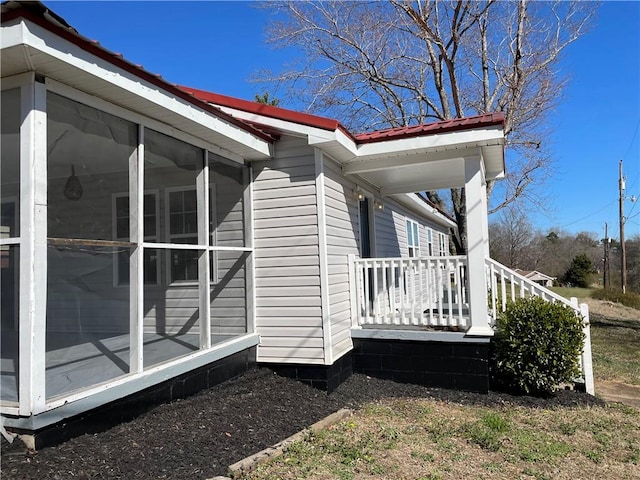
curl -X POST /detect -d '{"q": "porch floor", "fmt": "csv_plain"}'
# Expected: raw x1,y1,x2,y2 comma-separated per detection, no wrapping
1,332,236,403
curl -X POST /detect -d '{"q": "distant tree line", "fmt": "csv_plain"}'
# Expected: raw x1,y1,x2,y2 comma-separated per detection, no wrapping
489,207,640,292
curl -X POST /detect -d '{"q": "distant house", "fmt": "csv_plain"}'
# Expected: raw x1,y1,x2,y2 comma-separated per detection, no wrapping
0,0,592,449
514,269,556,288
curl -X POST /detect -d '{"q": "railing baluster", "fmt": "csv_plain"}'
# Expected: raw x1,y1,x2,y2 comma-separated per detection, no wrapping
399,259,406,325
434,258,442,326
457,258,464,327
446,259,454,326
363,260,371,323
500,269,507,311
372,259,379,324
384,260,391,325
418,258,425,325
353,259,364,325
425,258,433,326
489,263,496,325
409,258,416,325
390,260,397,325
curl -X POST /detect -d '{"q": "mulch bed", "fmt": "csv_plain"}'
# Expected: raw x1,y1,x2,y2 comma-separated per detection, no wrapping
0,368,604,480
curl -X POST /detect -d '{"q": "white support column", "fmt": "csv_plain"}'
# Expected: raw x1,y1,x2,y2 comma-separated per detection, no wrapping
19,76,47,415
314,148,333,365
243,165,256,335
464,156,493,337
480,182,490,258
129,125,144,374
198,152,211,349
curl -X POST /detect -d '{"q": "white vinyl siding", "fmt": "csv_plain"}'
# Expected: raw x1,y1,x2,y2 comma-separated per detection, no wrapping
374,198,450,259
253,136,324,363
209,167,247,336
323,156,359,360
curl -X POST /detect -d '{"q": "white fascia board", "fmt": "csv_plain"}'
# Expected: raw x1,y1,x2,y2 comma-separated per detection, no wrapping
12,20,272,159
354,126,504,160
215,105,359,160
0,20,24,49
391,194,457,229
308,127,357,159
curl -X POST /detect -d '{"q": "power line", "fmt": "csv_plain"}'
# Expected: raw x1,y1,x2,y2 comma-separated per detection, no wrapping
622,119,640,161
558,199,617,228
622,120,640,193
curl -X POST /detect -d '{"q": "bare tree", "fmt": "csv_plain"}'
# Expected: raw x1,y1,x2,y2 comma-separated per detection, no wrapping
489,206,534,269
260,0,596,252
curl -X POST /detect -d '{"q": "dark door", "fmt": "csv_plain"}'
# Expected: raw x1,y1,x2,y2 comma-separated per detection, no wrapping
359,197,371,258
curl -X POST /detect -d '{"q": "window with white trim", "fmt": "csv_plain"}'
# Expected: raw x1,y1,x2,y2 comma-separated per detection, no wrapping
439,232,449,256
166,187,199,283
427,228,434,256
406,219,420,257
113,192,159,285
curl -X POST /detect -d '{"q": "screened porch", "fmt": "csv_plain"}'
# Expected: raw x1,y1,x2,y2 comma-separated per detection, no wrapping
1,79,256,415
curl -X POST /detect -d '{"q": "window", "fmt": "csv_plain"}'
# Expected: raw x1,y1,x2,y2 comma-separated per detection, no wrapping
427,228,434,256
439,232,449,256
166,187,199,283
113,192,159,285
406,219,420,257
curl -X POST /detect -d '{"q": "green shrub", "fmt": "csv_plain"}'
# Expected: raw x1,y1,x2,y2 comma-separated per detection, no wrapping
591,288,640,310
491,296,585,396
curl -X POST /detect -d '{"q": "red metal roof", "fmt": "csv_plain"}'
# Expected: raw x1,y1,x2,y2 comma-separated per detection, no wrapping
0,1,275,144
354,113,505,144
178,86,355,138
3,1,504,148
183,84,504,146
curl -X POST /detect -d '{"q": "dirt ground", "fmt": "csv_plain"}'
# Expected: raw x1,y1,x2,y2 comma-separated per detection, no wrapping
586,298,640,322
0,369,603,480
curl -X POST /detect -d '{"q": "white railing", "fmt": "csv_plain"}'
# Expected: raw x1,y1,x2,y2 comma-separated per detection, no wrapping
485,258,595,395
350,255,469,329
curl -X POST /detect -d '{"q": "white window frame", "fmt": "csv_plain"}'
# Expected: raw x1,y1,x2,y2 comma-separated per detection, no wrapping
163,185,218,286
439,232,449,256
165,186,200,285
112,190,160,287
427,227,434,256
406,218,420,257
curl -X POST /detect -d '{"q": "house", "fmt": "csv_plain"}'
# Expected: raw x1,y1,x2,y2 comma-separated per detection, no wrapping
0,1,593,449
514,269,556,288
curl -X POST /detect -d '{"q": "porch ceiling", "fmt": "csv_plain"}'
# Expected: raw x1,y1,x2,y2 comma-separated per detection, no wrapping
342,136,504,195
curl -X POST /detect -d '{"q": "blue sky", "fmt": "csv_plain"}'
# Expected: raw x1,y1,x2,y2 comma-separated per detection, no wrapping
48,1,640,239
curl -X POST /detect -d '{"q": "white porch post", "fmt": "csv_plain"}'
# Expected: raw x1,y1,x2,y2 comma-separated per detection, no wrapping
480,182,490,258
464,156,493,336
19,76,47,415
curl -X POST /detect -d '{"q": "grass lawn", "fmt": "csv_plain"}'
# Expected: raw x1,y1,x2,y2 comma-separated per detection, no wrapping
549,286,594,301
243,399,640,480
242,289,640,480
590,317,640,386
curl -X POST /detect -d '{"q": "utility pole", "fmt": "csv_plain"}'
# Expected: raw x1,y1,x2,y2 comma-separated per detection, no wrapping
603,222,610,288
619,160,627,293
